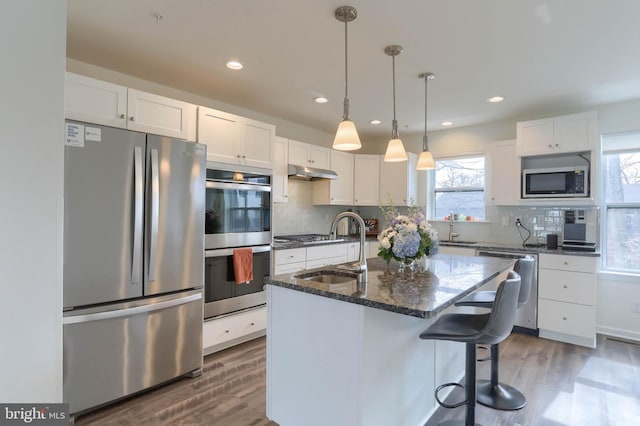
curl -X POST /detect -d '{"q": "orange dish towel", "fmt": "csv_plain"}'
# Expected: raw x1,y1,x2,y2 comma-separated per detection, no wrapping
233,247,253,284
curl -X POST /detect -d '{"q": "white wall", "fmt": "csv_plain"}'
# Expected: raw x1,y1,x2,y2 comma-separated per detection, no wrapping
0,1,66,402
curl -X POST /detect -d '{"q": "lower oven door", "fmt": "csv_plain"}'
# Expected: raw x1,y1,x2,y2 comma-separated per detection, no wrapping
204,245,271,319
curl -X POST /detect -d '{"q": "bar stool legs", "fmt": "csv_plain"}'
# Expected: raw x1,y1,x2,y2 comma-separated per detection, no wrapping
475,344,526,410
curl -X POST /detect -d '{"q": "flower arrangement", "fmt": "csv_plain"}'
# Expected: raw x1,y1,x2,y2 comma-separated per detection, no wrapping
377,201,439,264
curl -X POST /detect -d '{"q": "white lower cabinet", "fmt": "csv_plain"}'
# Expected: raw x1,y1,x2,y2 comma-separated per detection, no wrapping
273,243,354,275
538,253,597,348
203,306,266,355
438,246,476,256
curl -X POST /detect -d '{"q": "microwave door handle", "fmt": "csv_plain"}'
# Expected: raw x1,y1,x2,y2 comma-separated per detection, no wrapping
131,146,143,285
148,148,160,282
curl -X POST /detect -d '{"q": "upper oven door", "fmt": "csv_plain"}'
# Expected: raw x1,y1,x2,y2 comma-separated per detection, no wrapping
205,180,271,249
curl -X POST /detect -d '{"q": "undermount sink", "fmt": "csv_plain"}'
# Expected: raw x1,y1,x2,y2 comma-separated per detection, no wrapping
295,271,357,285
439,240,478,245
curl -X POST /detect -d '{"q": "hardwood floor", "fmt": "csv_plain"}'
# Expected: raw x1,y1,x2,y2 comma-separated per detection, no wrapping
75,333,640,426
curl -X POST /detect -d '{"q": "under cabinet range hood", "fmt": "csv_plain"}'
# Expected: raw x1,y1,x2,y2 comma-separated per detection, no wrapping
287,164,338,180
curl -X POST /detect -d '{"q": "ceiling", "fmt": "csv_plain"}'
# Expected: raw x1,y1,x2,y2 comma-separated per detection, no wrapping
67,0,640,142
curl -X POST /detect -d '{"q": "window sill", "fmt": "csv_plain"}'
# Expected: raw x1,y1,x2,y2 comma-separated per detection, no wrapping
596,271,640,282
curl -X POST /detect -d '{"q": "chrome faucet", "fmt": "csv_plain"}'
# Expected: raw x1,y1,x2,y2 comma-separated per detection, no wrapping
329,212,367,286
448,211,459,241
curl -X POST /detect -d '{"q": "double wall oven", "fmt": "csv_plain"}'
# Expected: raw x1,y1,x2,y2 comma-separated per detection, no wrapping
204,166,271,319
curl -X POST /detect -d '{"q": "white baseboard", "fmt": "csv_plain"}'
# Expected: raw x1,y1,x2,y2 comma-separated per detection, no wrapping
596,325,640,343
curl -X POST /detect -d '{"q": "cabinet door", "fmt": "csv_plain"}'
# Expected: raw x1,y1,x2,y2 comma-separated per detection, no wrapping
309,145,331,169
488,139,520,205
354,155,380,206
65,72,127,128
273,137,289,203
516,118,554,157
243,119,274,169
126,89,196,140
553,113,591,154
197,106,244,164
329,151,354,205
380,159,409,205
288,140,310,166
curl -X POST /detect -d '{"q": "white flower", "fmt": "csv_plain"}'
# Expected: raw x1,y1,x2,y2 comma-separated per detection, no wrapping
380,237,391,249
407,223,417,232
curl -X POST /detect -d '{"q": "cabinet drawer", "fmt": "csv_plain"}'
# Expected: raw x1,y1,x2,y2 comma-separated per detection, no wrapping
538,299,595,339
306,255,348,269
539,253,597,273
306,244,348,261
538,269,595,305
273,261,306,275
203,307,266,349
274,248,306,265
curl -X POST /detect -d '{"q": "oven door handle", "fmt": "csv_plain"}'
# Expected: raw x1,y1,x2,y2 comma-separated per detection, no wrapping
205,245,271,258
206,180,271,192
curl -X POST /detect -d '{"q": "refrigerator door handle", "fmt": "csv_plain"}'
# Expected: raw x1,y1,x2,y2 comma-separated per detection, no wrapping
63,292,202,325
148,148,160,282
132,146,144,285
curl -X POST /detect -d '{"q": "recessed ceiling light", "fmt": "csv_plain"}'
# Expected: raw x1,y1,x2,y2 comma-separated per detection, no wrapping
487,96,504,103
441,121,453,126
314,97,328,104
226,61,243,70
370,120,382,125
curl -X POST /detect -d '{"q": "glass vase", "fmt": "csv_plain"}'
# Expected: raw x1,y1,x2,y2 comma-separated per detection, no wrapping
398,257,418,273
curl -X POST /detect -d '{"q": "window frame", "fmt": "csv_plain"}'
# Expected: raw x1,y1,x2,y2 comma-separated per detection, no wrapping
428,154,486,221
600,131,640,276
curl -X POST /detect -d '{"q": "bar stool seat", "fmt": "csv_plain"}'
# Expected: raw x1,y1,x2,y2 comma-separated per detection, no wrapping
455,256,535,411
419,271,521,426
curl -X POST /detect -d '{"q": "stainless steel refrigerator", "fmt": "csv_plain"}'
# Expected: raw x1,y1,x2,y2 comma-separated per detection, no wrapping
62,121,206,415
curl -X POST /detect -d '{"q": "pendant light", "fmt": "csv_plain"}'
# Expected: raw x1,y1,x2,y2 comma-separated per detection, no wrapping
416,72,436,170
383,45,408,162
332,6,361,151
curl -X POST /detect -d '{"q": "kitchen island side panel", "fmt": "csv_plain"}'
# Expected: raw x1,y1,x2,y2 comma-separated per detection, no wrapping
267,285,462,426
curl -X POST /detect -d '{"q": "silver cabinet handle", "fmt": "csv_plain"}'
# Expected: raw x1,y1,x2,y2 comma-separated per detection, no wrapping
131,146,144,285
148,149,160,282
548,144,553,148
242,155,246,158
250,322,255,326
562,316,567,320
563,285,568,288
237,154,241,158
130,116,135,121
120,114,125,119
564,261,568,265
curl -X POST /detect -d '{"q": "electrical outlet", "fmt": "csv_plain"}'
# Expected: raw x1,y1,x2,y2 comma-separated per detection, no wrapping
632,301,640,313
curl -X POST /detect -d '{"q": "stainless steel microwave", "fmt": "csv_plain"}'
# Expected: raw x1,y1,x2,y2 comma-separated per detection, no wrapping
522,166,589,198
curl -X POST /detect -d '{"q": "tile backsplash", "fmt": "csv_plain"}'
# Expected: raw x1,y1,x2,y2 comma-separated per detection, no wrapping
273,180,599,247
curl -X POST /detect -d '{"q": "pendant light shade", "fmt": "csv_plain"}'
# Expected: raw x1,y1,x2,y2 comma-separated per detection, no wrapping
333,6,361,151
416,72,436,170
383,45,407,162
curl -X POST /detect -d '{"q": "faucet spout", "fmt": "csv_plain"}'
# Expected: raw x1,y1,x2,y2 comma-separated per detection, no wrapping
448,211,459,241
329,211,368,284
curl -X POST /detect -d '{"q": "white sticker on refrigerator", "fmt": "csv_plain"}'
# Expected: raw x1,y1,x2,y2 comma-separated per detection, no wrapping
85,126,102,142
65,123,84,147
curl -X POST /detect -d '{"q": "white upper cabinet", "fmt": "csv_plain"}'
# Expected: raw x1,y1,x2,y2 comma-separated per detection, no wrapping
65,72,127,128
273,137,289,203
353,154,380,206
198,106,274,169
516,112,596,157
288,140,330,170
126,89,196,140
379,153,417,206
487,139,520,206
312,150,354,205
65,72,197,140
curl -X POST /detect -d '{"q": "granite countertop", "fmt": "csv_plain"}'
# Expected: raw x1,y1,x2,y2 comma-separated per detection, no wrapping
439,240,601,257
266,255,514,319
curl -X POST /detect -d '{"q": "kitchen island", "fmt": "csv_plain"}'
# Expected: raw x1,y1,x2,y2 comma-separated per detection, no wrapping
265,254,514,426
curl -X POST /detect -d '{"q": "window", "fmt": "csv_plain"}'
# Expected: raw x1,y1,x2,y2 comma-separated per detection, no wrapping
432,156,485,220
602,132,640,274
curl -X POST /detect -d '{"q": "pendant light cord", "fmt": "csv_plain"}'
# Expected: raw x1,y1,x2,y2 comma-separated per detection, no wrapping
391,54,399,139
423,75,428,151
342,18,349,120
